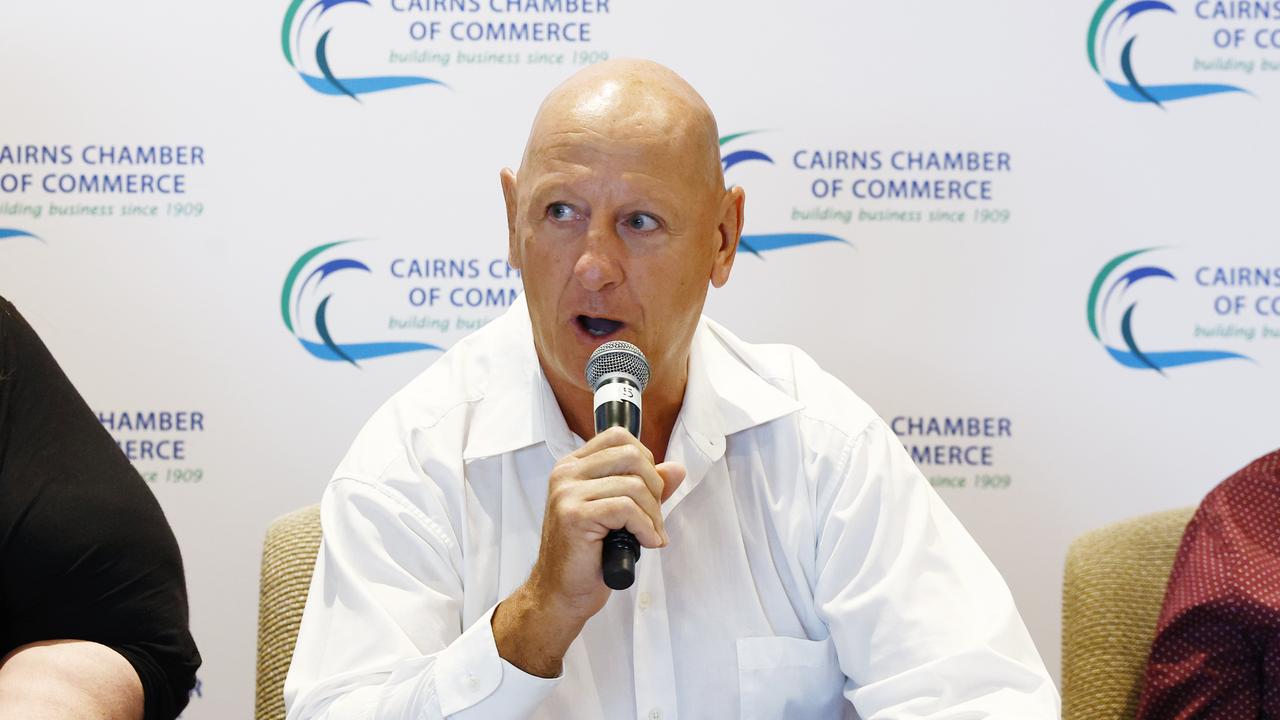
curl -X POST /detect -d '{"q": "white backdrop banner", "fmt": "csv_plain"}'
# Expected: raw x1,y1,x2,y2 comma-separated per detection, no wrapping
2,0,1278,716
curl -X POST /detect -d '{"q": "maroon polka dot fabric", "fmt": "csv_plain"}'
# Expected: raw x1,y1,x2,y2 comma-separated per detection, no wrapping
1136,449,1280,720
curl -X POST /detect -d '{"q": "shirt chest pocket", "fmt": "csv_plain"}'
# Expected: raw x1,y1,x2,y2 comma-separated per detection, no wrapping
736,636,849,719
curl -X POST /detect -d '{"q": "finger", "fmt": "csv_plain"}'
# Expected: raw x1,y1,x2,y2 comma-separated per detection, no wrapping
577,475,665,542
571,445,665,502
569,426,654,464
586,496,664,549
655,462,686,503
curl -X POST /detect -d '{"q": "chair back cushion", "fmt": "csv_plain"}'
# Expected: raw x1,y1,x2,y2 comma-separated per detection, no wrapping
255,505,323,720
1061,506,1195,720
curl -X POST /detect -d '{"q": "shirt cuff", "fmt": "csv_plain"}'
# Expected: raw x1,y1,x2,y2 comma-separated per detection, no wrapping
433,604,561,718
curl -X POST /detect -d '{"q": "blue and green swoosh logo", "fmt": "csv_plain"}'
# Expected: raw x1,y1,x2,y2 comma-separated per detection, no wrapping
1087,0,1247,106
281,240,440,366
1087,248,1249,373
282,0,446,100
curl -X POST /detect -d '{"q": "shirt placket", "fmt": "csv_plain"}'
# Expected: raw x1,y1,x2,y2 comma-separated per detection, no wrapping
632,548,678,720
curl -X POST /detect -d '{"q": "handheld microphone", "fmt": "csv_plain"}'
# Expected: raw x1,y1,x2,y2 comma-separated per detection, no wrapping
584,340,651,591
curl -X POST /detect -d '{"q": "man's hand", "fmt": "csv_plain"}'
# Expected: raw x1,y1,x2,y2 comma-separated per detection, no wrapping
492,427,685,677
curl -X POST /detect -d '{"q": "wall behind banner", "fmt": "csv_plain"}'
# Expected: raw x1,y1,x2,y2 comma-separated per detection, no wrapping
3,0,1278,715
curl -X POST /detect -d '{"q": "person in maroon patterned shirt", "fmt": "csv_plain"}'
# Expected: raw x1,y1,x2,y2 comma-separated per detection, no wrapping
1136,449,1280,719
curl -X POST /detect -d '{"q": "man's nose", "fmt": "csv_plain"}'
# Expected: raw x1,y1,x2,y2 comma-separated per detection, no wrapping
573,219,624,292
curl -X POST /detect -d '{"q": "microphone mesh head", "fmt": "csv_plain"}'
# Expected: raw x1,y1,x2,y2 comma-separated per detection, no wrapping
585,341,650,391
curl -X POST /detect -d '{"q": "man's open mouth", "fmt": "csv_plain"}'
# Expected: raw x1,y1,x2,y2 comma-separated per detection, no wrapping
577,315,624,338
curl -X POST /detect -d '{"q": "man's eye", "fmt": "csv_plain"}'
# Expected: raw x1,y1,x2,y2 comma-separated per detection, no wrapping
548,203,580,221
623,213,659,232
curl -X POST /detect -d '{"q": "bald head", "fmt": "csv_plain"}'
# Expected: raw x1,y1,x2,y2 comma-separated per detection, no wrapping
499,59,745,428
519,59,724,195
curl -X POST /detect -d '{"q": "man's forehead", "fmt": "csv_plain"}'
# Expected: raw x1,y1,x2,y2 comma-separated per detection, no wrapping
521,130,710,206
527,123,695,165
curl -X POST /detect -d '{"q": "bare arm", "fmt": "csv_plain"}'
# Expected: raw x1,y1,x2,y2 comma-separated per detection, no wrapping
0,640,144,720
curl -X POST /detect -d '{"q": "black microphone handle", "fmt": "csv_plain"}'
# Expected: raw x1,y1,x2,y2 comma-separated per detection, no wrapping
594,396,641,437
602,529,641,590
594,378,643,590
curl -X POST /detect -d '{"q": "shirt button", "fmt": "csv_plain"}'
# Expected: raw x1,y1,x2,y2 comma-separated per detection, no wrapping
466,672,478,690
638,592,652,610
648,708,662,720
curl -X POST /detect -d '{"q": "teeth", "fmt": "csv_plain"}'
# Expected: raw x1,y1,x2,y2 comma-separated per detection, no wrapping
579,315,621,337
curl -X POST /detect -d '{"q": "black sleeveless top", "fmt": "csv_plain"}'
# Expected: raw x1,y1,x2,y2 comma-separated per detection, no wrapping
0,297,200,719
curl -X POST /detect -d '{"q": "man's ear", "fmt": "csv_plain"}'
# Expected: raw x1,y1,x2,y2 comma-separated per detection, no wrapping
500,168,521,269
710,185,745,288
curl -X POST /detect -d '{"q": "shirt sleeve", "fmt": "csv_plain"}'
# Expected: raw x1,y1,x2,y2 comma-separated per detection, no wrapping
283,470,559,720
0,297,201,720
1135,492,1264,719
811,419,1060,719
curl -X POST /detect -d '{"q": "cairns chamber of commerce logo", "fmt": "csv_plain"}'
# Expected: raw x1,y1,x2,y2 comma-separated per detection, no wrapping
1085,0,1278,106
719,131,851,256
281,240,442,366
0,228,39,242
282,0,446,100
1087,248,1252,373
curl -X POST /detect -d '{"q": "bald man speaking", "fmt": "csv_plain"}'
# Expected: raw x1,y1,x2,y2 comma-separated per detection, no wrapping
284,60,1059,719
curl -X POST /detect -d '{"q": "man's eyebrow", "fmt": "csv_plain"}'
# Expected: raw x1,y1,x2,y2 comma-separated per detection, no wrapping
523,169,691,217
618,182,686,217
526,177,579,206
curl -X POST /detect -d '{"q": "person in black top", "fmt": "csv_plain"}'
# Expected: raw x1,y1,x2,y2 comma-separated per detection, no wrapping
0,297,200,719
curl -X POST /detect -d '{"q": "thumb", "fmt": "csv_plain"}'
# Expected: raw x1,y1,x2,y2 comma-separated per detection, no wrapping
655,462,687,503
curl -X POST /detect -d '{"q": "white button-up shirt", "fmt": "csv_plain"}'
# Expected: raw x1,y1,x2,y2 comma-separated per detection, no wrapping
284,296,1059,719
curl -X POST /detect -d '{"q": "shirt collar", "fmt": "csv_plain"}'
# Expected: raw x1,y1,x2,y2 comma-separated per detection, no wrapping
461,296,804,462
460,294,545,461
674,318,804,462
